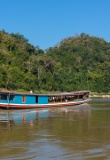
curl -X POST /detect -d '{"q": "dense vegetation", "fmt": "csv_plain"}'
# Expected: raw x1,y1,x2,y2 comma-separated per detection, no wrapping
0,30,110,93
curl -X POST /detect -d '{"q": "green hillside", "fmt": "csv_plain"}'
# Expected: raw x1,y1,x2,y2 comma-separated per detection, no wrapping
0,31,110,93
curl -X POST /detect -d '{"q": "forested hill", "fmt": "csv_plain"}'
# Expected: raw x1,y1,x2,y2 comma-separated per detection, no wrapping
0,31,110,93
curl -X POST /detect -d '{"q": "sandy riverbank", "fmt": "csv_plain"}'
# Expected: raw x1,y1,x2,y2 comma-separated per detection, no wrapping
90,94,110,98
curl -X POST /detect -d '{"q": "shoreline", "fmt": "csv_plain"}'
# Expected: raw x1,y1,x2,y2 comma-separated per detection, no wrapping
90,94,110,98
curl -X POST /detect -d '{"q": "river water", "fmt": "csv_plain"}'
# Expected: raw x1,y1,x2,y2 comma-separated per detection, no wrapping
0,98,110,160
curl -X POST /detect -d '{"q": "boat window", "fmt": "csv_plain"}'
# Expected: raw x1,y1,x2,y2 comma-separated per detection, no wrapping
22,95,26,103
48,96,61,102
49,96,54,102
10,95,15,101
36,96,38,103
48,95,76,103
0,94,7,100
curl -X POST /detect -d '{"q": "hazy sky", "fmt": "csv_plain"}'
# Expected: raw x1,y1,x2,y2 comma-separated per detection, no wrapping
0,0,110,50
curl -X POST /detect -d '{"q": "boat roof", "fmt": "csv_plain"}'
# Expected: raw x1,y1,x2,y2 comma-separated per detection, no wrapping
0,90,90,96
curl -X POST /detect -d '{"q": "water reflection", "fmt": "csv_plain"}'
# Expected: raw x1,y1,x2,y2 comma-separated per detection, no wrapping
0,104,91,126
0,109,49,129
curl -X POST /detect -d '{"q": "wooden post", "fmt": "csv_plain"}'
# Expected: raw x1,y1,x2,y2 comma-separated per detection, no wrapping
7,92,10,109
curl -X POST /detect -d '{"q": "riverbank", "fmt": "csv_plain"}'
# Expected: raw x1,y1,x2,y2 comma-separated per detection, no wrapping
90,92,110,98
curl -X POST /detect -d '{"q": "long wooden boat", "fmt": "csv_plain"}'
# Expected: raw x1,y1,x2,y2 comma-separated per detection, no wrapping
0,90,91,109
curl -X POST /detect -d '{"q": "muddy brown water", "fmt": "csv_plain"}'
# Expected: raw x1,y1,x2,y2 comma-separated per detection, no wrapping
0,98,110,160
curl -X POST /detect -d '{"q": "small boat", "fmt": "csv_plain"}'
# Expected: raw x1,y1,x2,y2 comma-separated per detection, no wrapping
0,90,91,109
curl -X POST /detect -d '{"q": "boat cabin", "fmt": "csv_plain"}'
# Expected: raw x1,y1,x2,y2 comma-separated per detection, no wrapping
0,92,48,105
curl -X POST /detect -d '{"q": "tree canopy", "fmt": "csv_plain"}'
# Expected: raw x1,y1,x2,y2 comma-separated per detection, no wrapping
0,31,110,93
